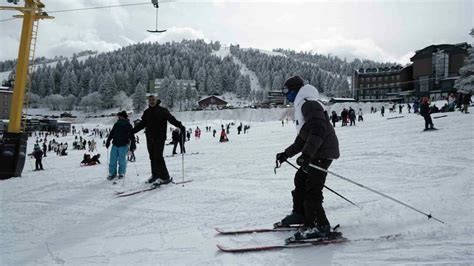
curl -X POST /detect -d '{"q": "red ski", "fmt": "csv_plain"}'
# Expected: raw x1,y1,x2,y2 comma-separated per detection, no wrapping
216,237,348,253
215,225,302,235
115,180,194,198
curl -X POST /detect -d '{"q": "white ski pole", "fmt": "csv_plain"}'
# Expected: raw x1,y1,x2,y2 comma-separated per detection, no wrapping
307,162,445,224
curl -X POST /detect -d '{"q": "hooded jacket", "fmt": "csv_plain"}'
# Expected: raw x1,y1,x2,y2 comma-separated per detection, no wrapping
285,84,340,160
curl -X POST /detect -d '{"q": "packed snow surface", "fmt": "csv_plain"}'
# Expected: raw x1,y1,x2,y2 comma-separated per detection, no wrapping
1,110,473,264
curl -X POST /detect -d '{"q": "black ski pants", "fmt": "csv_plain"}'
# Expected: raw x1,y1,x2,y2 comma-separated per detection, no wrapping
146,138,170,180
172,140,185,154
423,114,433,129
35,159,43,170
292,159,332,227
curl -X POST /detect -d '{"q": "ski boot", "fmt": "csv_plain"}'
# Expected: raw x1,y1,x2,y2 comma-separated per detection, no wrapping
118,174,124,179
151,177,173,188
286,224,343,244
107,175,116,181
273,212,305,228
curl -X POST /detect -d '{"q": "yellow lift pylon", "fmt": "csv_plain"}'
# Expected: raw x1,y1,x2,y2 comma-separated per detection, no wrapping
0,0,53,179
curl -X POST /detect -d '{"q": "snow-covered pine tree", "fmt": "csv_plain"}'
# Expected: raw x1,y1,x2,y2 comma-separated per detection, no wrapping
454,30,474,92
99,74,117,109
132,82,147,113
196,67,206,93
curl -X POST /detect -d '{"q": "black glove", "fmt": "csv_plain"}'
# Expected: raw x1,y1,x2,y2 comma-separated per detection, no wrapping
296,154,310,168
105,141,110,149
276,152,288,164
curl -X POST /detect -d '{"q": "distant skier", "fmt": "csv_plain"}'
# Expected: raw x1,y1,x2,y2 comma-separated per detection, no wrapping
213,129,217,138
413,99,420,113
276,76,340,241
399,104,403,114
128,138,136,162
172,128,185,155
220,126,229,142
330,111,338,128
461,92,472,113
357,108,364,122
132,95,185,185
381,106,385,117
32,145,44,171
106,111,134,180
340,108,348,126
420,97,435,131
237,123,243,134
348,107,356,126
407,103,412,113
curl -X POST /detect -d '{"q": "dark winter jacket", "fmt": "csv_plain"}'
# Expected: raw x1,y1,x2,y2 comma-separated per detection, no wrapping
107,119,134,147
133,105,183,141
285,100,340,160
172,129,181,142
462,93,472,104
420,103,430,116
33,149,43,160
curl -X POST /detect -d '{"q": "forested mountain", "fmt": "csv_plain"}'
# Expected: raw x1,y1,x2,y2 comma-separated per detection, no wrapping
24,40,246,111
0,39,392,112
274,49,397,76
231,45,351,97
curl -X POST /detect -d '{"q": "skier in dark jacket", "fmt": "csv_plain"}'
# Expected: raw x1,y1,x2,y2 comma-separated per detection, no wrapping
340,108,348,126
106,111,134,180
348,107,356,126
276,76,340,241
330,111,338,128
32,145,44,171
132,95,185,184
420,97,435,130
171,128,185,155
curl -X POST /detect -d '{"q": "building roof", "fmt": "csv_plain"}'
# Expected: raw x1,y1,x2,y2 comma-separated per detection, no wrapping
198,95,228,105
411,43,470,61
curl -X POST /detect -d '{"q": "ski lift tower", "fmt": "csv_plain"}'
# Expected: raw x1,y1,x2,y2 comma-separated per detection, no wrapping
0,0,53,179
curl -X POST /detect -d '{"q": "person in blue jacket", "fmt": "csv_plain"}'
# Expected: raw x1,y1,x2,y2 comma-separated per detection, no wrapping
106,111,134,180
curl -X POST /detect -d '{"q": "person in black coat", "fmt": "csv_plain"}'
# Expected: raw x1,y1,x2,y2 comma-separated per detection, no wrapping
420,97,435,130
276,76,340,240
132,95,185,184
32,145,44,171
171,128,185,155
348,107,356,126
330,111,338,128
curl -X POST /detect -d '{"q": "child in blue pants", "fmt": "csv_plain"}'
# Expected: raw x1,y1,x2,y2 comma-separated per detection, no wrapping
106,111,134,180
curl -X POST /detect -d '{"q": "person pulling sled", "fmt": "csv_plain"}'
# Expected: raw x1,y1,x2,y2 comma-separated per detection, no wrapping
275,75,340,242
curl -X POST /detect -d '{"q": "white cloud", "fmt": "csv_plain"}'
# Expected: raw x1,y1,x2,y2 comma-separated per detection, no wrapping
141,27,207,44
299,36,407,63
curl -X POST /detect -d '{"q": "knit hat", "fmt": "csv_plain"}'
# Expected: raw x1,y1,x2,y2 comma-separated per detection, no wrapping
117,110,128,119
283,76,305,91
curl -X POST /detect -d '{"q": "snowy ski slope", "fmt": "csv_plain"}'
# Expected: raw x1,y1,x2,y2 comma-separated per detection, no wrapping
1,110,473,264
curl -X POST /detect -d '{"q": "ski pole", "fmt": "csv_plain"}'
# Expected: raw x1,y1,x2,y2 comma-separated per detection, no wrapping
181,132,185,187
284,160,361,209
307,162,446,224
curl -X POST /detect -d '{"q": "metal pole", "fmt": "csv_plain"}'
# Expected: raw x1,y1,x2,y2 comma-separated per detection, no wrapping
8,0,35,133
308,162,446,224
181,132,185,187
284,160,361,209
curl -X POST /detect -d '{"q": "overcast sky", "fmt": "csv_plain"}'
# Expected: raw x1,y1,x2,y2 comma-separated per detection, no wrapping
0,0,472,64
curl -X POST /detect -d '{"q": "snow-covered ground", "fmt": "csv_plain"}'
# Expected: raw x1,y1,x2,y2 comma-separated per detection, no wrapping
1,110,473,264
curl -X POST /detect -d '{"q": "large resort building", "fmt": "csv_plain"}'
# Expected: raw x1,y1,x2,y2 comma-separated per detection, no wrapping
353,42,470,102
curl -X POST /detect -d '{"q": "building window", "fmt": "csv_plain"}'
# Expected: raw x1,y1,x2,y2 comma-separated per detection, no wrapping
419,76,429,92
432,50,449,80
